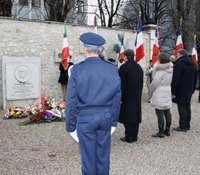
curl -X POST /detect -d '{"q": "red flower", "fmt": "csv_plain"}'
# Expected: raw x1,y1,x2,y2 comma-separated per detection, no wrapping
29,111,45,121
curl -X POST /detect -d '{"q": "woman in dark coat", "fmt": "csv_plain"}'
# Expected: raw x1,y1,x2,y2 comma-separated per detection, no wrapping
118,49,143,143
58,58,74,101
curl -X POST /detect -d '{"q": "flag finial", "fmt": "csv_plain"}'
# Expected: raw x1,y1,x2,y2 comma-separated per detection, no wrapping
180,17,183,26
64,25,67,36
194,34,196,41
138,11,141,18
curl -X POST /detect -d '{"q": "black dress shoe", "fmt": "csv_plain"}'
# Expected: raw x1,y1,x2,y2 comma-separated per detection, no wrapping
152,132,165,138
120,137,137,143
173,126,186,132
164,130,170,136
120,137,127,142
185,126,190,130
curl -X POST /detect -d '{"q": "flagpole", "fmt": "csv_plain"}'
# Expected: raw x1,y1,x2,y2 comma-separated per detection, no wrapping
94,10,98,34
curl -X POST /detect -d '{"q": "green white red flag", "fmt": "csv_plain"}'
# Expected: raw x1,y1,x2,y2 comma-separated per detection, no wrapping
62,26,70,70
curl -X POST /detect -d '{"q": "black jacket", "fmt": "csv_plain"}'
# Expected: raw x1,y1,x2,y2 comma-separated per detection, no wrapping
58,62,74,84
171,56,197,103
118,59,143,124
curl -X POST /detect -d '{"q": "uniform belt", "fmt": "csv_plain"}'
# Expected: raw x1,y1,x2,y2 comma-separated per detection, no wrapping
78,106,111,114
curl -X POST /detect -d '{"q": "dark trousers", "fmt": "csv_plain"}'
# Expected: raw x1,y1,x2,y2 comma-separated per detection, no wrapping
155,109,172,132
177,103,191,129
124,123,139,141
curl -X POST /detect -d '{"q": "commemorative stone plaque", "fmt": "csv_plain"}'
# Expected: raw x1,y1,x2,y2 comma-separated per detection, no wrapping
6,63,40,100
2,56,41,109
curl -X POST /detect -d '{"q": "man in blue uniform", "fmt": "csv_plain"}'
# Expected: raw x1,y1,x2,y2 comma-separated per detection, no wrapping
65,32,121,175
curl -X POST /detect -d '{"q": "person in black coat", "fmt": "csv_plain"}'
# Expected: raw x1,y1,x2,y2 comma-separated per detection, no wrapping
118,49,143,143
171,49,197,132
58,56,74,101
198,63,200,103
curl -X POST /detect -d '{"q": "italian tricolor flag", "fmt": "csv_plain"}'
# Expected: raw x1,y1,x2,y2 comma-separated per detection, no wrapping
62,26,70,70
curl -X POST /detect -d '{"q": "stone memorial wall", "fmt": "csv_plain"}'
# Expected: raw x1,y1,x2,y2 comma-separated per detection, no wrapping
0,17,155,109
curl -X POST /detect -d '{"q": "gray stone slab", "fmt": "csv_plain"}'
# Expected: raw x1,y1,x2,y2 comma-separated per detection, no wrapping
2,56,41,109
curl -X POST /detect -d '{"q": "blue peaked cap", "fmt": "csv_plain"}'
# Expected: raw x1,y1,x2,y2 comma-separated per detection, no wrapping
80,32,106,50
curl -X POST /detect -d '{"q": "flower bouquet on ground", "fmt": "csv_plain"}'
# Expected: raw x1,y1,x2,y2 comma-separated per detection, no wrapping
4,107,29,119
18,95,66,125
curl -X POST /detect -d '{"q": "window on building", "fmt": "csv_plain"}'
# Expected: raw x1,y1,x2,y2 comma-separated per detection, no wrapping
19,0,28,6
77,0,84,13
32,0,41,7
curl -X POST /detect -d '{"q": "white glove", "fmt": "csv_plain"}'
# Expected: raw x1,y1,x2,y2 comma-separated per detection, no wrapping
111,126,116,135
70,127,116,143
68,65,74,78
69,129,79,142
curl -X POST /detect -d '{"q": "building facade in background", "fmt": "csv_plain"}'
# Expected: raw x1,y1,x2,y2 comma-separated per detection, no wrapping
66,0,88,25
12,0,46,20
11,0,88,24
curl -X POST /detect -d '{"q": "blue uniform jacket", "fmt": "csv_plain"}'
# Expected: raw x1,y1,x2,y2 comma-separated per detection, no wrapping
65,57,121,132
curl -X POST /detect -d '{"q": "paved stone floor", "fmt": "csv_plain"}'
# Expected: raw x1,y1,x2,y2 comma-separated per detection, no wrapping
0,91,200,175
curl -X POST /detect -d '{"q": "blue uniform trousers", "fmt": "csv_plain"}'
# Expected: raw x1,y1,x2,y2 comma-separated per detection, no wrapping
77,107,112,175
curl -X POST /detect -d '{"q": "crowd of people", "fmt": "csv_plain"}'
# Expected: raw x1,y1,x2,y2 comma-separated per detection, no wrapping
62,32,198,175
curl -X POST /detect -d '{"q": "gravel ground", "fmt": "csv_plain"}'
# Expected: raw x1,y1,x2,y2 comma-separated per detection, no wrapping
0,91,200,175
